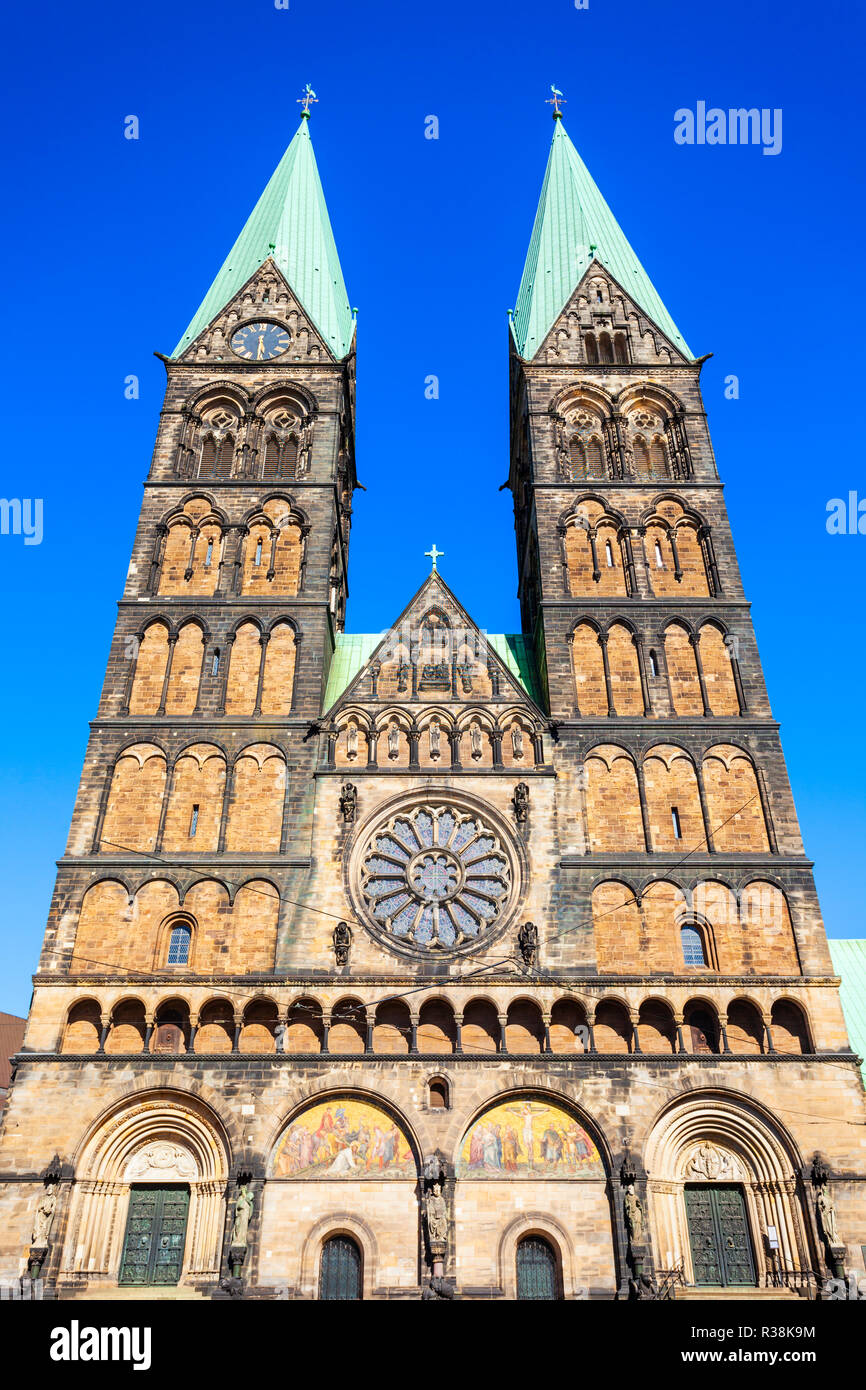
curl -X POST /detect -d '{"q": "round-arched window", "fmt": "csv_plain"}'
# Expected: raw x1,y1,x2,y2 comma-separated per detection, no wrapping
516,1236,560,1301
319,1235,361,1301
167,923,191,966
681,925,708,968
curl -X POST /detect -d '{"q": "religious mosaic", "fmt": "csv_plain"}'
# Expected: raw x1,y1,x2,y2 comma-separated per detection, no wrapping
359,801,514,952
457,1099,603,1178
272,1099,415,1178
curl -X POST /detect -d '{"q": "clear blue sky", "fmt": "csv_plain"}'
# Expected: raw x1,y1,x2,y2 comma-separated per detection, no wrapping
0,0,863,1014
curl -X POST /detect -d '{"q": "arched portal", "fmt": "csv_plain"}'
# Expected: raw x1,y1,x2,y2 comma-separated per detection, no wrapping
61,1090,231,1290
456,1092,615,1298
644,1091,812,1289
263,1091,420,1298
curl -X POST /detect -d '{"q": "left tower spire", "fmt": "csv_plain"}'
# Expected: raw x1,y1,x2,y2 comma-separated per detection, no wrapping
172,115,353,360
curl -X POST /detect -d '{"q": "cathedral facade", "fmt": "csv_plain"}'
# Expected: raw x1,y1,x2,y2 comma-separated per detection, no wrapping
1,107,863,1301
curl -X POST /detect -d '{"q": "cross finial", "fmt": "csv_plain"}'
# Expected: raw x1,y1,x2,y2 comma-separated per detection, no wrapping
546,85,566,119
425,543,444,572
297,83,318,118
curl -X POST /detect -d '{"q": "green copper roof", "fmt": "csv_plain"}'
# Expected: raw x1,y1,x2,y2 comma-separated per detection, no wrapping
322,633,542,713
487,634,544,708
829,939,866,1082
172,118,353,360
323,634,383,711
512,120,691,360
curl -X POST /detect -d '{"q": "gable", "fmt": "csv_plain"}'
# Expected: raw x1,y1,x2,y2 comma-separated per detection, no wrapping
322,575,545,717
533,262,691,367
174,260,338,366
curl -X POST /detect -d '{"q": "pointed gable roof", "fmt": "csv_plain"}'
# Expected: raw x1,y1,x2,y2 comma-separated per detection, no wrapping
172,117,353,360
511,119,691,360
322,571,545,714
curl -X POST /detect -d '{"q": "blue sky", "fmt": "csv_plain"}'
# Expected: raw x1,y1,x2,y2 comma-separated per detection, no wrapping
0,0,863,1014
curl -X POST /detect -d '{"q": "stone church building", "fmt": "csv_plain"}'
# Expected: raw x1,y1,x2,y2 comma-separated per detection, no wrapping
1,105,864,1301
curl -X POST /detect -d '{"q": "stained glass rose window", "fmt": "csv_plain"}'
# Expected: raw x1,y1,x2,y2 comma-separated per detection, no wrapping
359,803,514,951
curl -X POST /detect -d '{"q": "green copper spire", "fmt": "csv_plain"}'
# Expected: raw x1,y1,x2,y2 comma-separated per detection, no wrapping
172,117,353,359
512,120,691,359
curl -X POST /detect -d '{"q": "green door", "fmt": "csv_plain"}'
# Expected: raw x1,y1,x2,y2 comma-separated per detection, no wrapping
685,1184,755,1287
119,1185,189,1286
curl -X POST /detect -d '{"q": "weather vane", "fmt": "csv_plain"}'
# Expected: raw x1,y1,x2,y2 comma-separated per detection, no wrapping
425,543,444,572
297,83,319,118
546,85,566,119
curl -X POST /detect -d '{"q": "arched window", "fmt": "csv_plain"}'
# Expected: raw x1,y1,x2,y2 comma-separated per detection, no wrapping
213,435,234,478
199,436,217,475
263,435,281,479
586,437,605,476
604,539,614,567
598,332,614,364
319,1235,362,1301
614,332,629,364
681,924,707,967
516,1236,560,1300
167,923,191,964
649,439,668,478
649,649,659,677
584,333,599,364
569,436,588,480
428,1077,450,1109
633,437,650,475
262,433,299,480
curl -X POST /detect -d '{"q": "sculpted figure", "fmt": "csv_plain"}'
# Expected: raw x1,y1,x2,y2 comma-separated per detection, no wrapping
816,1186,839,1245
623,1184,644,1244
231,1183,254,1247
339,782,357,824
425,1182,449,1245
31,1184,57,1245
346,722,359,760
333,921,352,966
429,719,441,760
517,921,538,967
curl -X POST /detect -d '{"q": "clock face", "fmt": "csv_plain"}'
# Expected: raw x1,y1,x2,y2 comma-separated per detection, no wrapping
230,321,290,362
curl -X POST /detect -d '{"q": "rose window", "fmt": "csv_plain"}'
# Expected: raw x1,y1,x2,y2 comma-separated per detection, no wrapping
360,804,513,950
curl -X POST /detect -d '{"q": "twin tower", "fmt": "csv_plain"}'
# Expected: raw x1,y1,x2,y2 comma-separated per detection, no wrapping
1,107,862,1302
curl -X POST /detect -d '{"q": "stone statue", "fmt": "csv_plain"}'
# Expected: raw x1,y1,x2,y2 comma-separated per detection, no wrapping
512,782,530,823
425,1182,449,1246
623,1184,644,1244
511,725,525,760
429,718,441,761
388,721,400,759
422,1275,455,1300
517,921,538,967
31,1184,57,1245
816,1186,839,1245
346,722,359,761
339,782,357,823
231,1183,254,1247
274,1022,286,1054
333,921,352,966
470,723,483,760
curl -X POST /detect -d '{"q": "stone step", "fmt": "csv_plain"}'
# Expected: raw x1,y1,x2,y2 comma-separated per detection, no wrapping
60,1286,209,1301
675,1286,802,1301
